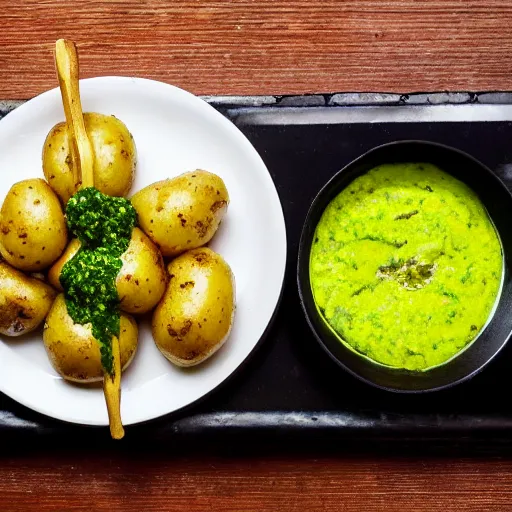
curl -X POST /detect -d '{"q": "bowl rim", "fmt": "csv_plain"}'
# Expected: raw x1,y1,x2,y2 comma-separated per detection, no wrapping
297,139,512,393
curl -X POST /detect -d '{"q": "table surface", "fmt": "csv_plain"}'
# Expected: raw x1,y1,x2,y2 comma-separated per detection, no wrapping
2,1,512,511
2,0,512,98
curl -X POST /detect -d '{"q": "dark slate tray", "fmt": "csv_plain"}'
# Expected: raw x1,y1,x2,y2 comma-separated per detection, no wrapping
3,92,512,454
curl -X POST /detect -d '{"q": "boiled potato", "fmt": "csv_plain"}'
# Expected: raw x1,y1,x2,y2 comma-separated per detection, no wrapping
0,179,67,272
0,260,57,336
117,228,168,314
131,170,229,257
43,294,138,383
43,113,136,204
152,247,235,366
48,229,167,314
47,238,80,290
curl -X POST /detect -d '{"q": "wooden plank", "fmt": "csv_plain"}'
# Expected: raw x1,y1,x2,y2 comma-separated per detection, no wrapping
2,454,512,511
0,0,511,98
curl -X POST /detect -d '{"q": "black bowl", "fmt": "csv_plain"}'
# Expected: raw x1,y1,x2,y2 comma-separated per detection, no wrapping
297,140,512,392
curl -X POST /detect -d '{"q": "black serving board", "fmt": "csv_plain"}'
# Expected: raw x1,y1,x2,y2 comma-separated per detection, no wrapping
3,93,512,453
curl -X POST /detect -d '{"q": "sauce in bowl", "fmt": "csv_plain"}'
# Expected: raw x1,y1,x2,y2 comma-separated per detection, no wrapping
309,162,503,371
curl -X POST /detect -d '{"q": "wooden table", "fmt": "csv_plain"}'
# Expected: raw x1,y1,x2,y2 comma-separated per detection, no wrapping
2,1,512,511
2,0,512,98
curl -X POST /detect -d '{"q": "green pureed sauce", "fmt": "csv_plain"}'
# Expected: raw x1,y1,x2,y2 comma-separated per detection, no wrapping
60,188,137,375
310,163,503,371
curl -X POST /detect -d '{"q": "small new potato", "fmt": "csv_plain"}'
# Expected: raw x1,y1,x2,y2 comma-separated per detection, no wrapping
0,261,57,336
0,179,67,272
117,228,168,314
152,247,235,366
47,239,80,290
48,229,167,314
43,294,138,383
43,113,136,203
131,170,229,257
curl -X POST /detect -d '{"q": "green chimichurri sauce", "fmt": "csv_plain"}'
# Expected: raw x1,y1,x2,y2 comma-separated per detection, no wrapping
60,187,137,374
310,163,503,371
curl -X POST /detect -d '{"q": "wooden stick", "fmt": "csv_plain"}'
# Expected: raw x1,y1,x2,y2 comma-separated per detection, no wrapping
54,39,94,190
54,39,124,440
103,336,124,440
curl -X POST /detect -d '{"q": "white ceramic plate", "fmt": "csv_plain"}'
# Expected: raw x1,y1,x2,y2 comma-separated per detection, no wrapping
0,77,286,426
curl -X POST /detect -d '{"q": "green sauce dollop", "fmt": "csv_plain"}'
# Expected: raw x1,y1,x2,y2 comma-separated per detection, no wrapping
60,187,137,375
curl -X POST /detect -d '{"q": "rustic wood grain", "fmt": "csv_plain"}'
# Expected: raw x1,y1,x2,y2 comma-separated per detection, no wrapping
1,454,512,512
1,0,512,98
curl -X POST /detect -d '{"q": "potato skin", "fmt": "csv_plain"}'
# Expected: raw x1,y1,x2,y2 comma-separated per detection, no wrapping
43,113,136,203
47,238,80,291
0,178,67,272
131,170,229,257
117,228,168,314
48,229,167,314
43,294,138,383
41,124,75,204
0,261,57,337
152,248,235,366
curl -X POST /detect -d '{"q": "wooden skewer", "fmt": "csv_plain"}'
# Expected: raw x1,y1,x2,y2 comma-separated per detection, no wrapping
54,39,124,440
54,39,94,191
103,336,124,440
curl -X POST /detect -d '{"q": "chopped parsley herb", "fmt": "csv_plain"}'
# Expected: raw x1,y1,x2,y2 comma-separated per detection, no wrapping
60,187,137,375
